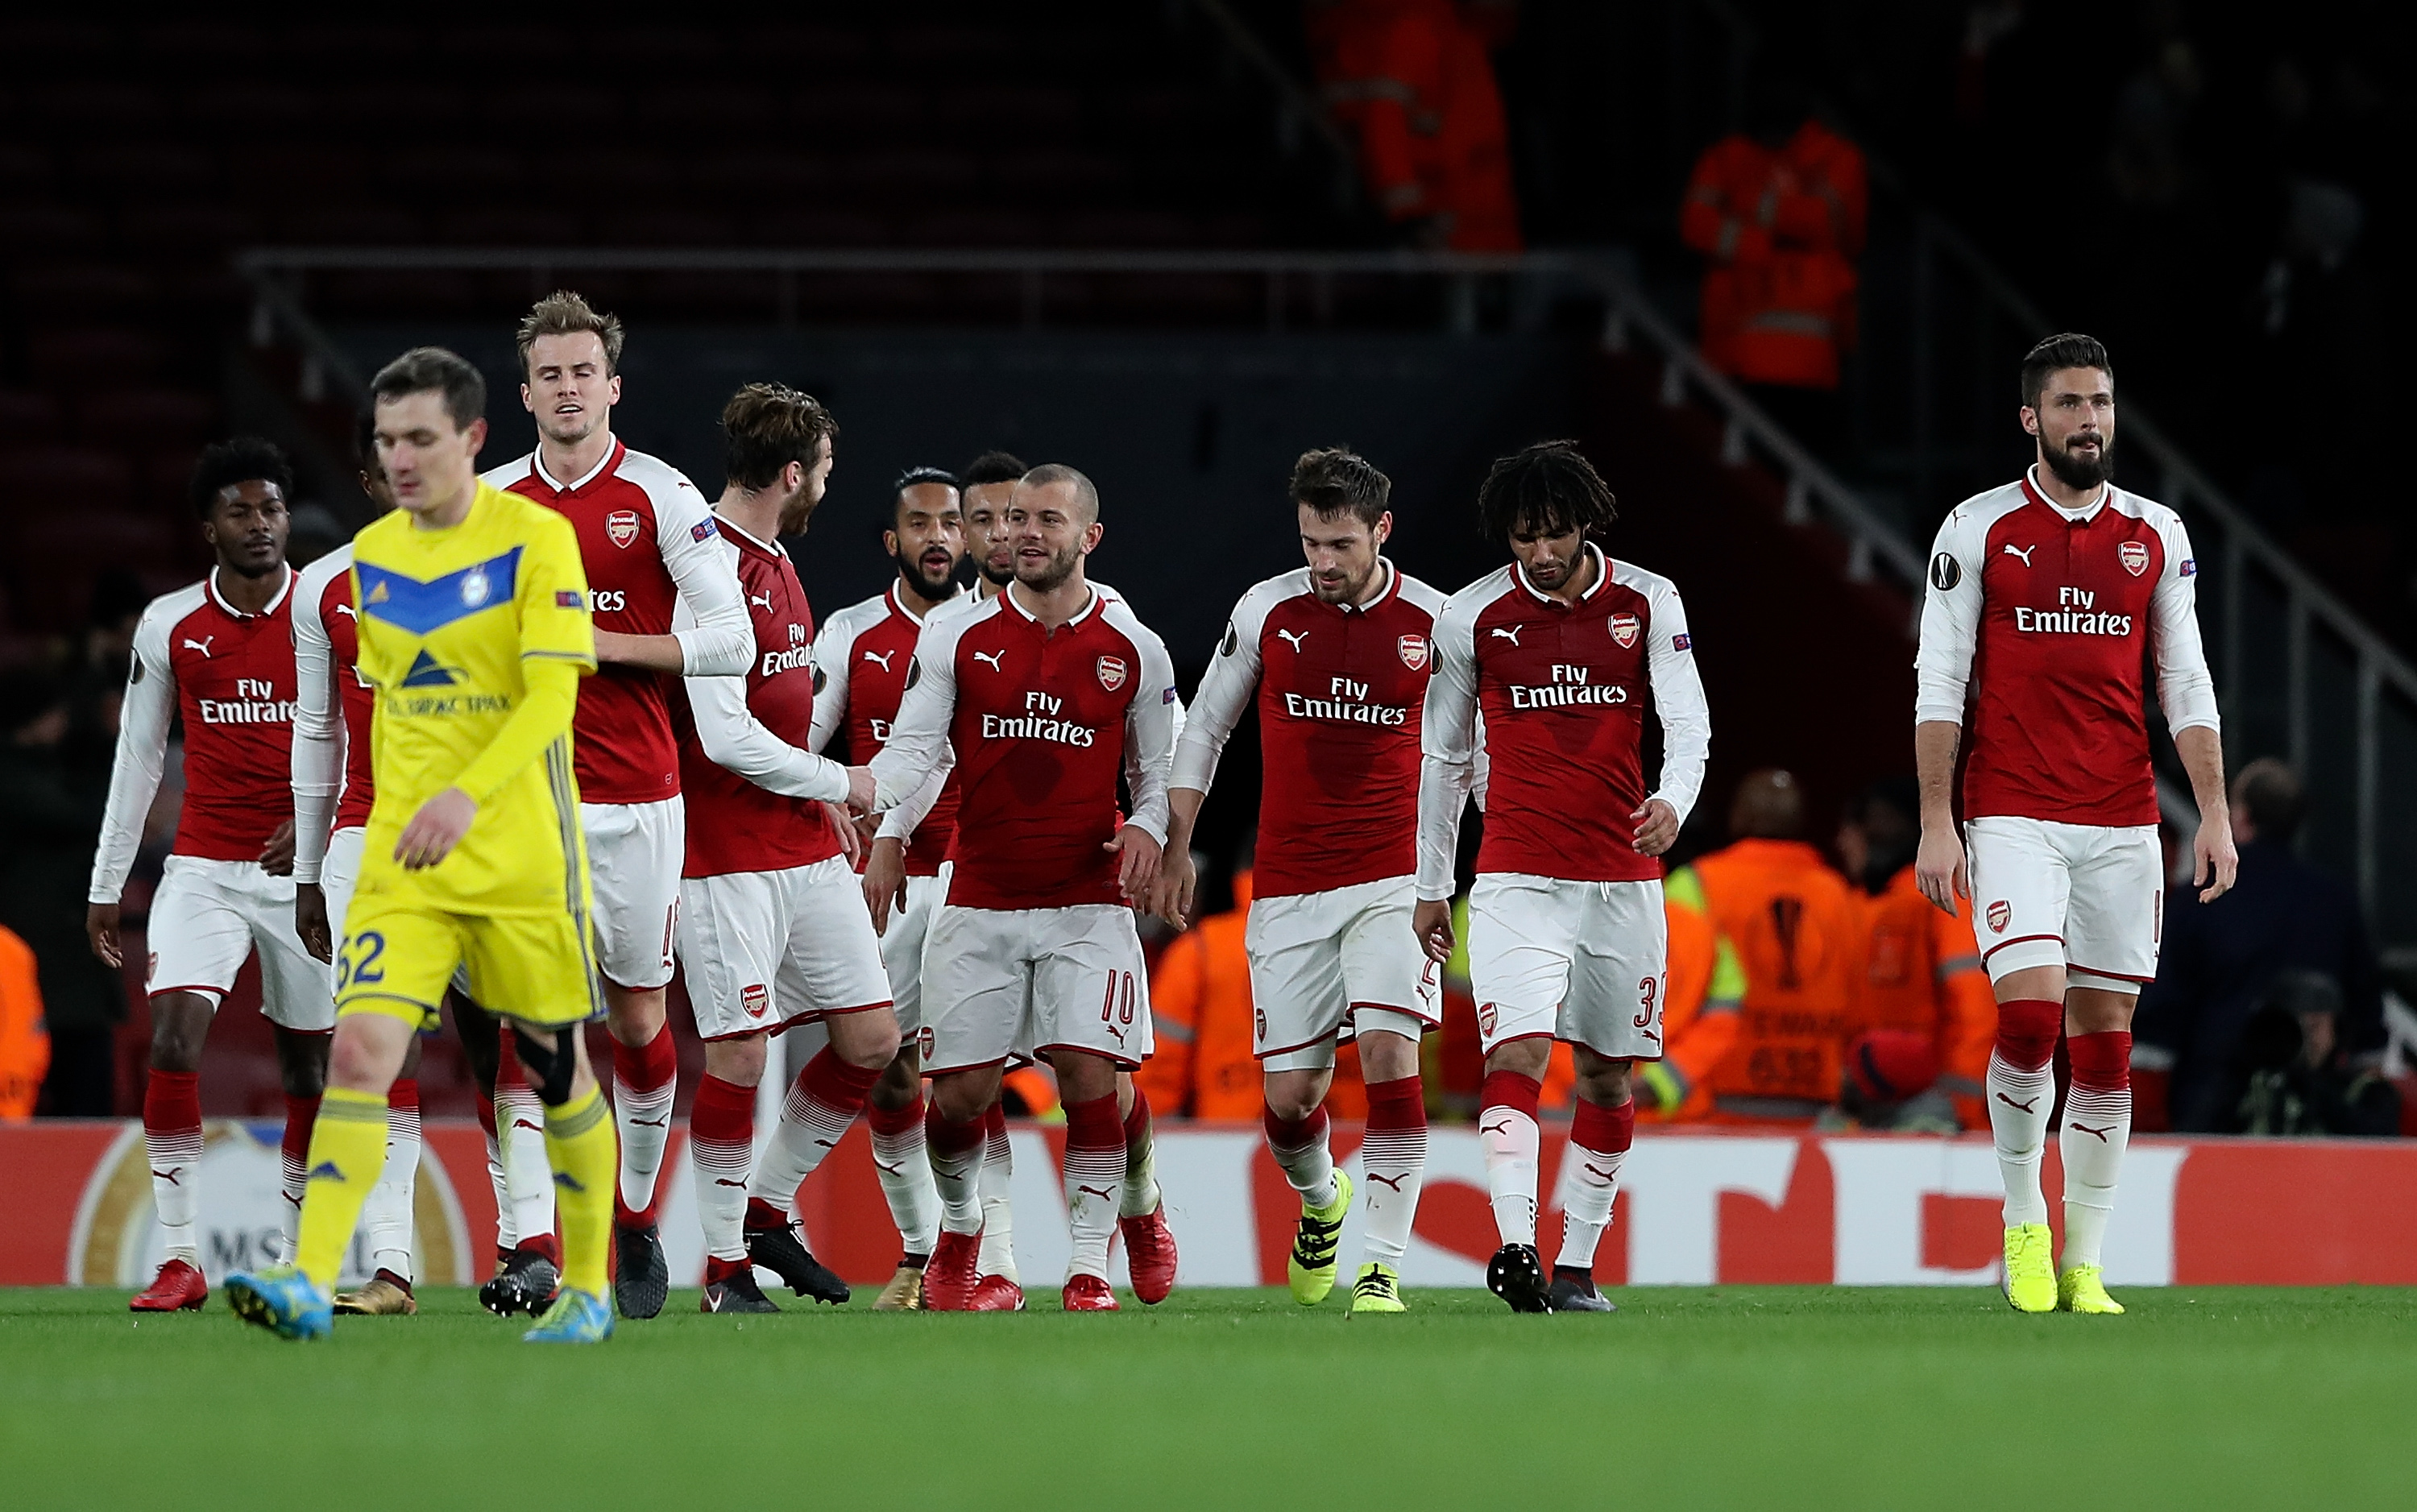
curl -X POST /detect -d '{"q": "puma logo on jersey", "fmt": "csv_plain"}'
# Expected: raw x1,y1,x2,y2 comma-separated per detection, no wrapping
1489,625,1523,647
2002,543,2038,566
749,592,772,610
334,604,357,619
863,648,895,672
182,636,214,657
1275,628,1308,652
972,649,1005,672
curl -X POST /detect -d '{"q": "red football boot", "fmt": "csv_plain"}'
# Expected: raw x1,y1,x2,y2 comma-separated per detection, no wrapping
131,1258,208,1312
968,1275,1026,1311
1061,1274,1119,1312
925,1229,983,1311
1117,1202,1178,1305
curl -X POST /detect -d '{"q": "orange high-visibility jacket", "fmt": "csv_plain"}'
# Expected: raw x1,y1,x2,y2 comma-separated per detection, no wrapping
1691,839,1861,1112
1140,872,1261,1121
1681,120,1865,389
1312,0,1449,222
1648,866,1745,1121
1852,864,1996,1120
0,925,48,1122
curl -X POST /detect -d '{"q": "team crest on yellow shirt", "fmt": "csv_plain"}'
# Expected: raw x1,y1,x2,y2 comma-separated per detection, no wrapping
460,567,491,607
1096,655,1127,691
607,511,641,549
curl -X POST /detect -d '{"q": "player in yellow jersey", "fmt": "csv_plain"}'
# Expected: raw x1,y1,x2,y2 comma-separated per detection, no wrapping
227,348,620,1344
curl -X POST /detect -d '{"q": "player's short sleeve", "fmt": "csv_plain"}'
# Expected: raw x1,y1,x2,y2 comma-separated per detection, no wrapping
518,512,595,669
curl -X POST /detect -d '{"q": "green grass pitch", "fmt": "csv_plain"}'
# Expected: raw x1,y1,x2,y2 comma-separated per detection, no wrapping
2,1285,2409,1510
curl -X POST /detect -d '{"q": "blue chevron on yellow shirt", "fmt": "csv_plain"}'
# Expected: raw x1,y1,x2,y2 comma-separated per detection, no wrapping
349,482,595,915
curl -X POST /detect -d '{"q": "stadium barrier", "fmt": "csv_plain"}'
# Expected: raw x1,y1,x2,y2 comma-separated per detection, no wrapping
5,1121,2411,1290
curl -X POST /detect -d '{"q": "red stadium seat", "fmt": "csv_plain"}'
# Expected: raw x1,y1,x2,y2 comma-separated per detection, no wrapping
0,447,136,513
76,389,216,449
24,328,172,390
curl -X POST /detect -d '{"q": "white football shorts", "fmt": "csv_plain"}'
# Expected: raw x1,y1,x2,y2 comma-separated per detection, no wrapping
877,865,951,1039
1964,816,2162,992
921,902,1154,1074
1246,873,1439,1073
321,825,365,996
678,856,894,1042
582,797,683,991
146,853,330,1032
1466,872,1666,1061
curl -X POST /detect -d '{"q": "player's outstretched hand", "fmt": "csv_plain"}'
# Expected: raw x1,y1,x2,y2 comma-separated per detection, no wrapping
1412,898,1454,965
1913,823,1967,917
259,819,296,877
396,787,476,871
824,802,863,867
1105,824,1163,905
844,764,877,815
2193,814,2239,904
1149,847,1197,930
1631,797,1679,856
862,837,909,936
295,883,333,963
86,902,122,970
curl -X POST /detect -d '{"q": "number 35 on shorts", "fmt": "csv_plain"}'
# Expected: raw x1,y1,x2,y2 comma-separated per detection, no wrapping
336,930,388,991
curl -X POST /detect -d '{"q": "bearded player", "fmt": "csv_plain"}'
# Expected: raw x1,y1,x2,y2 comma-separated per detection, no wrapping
1914,333,2232,1315
889,451,1178,1309
870,465,1178,1311
483,291,752,1319
227,346,618,1344
89,437,319,1313
1155,447,1444,1315
1414,441,1710,1314
805,466,966,1310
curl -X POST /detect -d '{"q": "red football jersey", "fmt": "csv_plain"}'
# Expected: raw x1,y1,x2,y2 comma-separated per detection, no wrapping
812,583,963,876
671,519,848,878
870,586,1179,911
294,543,375,832
91,570,300,900
1916,469,2216,826
1172,563,1448,898
487,440,750,806
1418,545,1711,894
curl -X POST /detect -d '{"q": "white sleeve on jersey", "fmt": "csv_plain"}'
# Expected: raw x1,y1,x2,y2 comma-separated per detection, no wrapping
90,602,178,903
875,756,955,843
1415,590,1483,902
1117,613,1180,845
1642,576,1711,824
806,603,859,756
871,611,968,811
2149,512,2220,734
654,480,752,677
670,591,848,802
1913,503,1991,726
1167,580,1275,795
289,569,341,885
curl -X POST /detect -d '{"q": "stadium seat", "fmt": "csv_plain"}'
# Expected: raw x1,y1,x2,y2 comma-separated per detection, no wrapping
76,389,216,449
0,447,137,513
24,328,172,390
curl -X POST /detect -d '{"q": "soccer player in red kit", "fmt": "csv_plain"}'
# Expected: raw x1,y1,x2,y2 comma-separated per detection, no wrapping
1155,447,1445,1315
669,383,895,1314
871,465,1179,1312
88,438,321,1311
1413,441,1711,1314
1914,333,2233,1315
806,466,965,1310
483,292,753,1319
291,416,429,1315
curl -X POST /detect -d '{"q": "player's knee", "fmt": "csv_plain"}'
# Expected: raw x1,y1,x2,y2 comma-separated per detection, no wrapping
869,1053,920,1108
1575,1057,1634,1108
146,996,210,1071
931,1075,990,1125
1262,1072,1324,1123
276,1040,329,1100
511,1024,580,1107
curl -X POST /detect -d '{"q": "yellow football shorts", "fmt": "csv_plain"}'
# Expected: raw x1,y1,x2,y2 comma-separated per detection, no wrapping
334,894,603,1031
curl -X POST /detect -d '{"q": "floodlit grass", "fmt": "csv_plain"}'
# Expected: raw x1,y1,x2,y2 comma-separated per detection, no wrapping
2,1285,2410,1509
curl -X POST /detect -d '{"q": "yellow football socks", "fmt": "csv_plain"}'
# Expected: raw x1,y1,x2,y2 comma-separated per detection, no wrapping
544,1085,616,1298
294,1087,388,1290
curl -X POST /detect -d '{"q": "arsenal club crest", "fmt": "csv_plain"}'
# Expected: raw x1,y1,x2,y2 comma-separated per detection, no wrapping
1986,900,2012,934
606,510,641,549
1096,655,1128,691
741,984,770,1019
2118,540,2150,577
1397,633,1429,670
1609,612,1640,649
